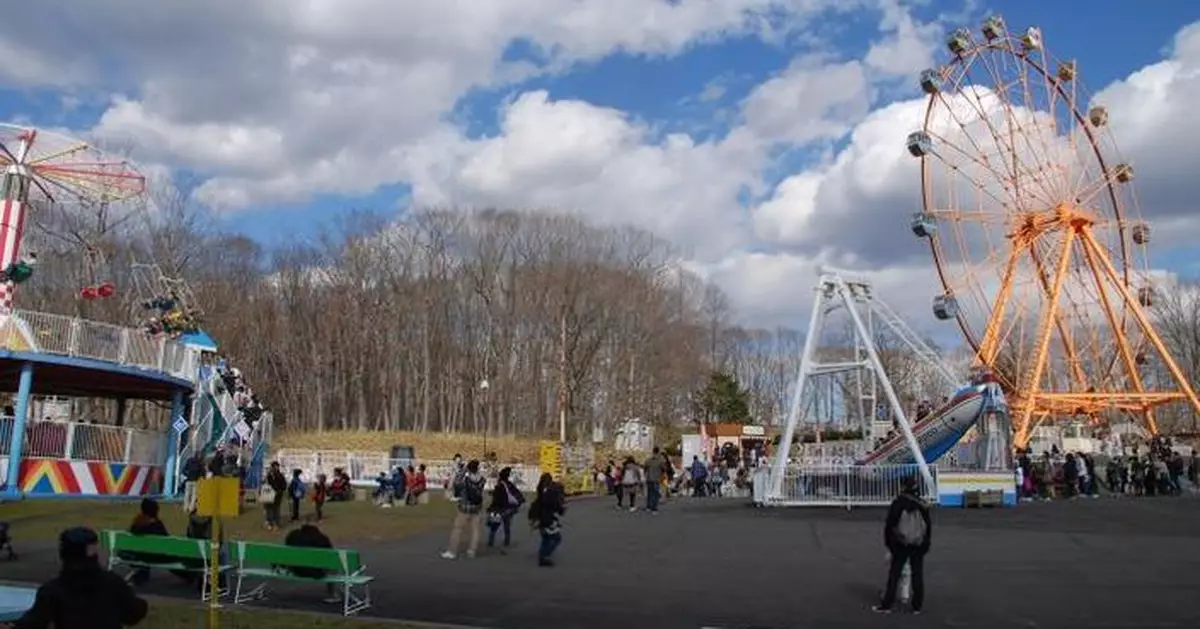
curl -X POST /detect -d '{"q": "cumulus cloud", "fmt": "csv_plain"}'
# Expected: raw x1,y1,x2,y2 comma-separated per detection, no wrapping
739,19,1200,332
3,1,1197,337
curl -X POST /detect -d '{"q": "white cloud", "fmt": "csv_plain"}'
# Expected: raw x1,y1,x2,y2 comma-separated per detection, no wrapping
4,1,1198,340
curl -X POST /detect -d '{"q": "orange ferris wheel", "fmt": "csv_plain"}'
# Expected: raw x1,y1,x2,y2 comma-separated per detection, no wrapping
905,15,1200,448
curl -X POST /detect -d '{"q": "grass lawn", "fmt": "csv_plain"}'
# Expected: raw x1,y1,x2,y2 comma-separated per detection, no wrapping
144,598,430,628
3,496,457,543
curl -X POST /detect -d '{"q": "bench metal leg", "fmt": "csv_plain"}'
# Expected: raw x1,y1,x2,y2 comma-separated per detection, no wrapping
233,573,267,605
342,582,371,616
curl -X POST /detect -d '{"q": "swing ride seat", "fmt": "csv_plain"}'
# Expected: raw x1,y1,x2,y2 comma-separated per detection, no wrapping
102,530,230,601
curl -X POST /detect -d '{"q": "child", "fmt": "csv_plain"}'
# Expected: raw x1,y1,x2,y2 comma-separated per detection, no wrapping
312,474,328,521
288,469,307,522
884,551,912,606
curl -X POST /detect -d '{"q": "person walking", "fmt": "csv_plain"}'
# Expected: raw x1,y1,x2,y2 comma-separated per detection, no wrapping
874,477,931,614
643,447,668,512
486,467,524,552
442,459,486,559
529,473,566,567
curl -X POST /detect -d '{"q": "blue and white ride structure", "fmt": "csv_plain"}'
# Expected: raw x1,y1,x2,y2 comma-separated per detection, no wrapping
763,267,1003,506
859,379,1007,467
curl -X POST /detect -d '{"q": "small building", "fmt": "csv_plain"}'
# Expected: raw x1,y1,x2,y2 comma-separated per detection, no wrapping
614,418,655,452
701,423,774,465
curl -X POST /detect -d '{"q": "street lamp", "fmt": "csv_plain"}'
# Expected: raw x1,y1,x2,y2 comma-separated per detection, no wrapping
479,379,490,463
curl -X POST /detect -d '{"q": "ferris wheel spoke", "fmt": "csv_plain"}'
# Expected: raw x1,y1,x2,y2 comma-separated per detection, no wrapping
969,44,1068,206
925,130,1022,212
27,142,91,166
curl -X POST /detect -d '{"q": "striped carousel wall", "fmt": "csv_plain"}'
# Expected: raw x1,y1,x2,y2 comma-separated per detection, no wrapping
17,458,162,496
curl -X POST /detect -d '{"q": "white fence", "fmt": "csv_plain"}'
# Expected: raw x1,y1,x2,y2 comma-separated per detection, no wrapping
758,464,938,507
4,309,197,381
0,416,165,466
273,448,542,491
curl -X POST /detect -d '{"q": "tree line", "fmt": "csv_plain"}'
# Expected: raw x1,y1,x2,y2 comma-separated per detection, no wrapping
15,187,1199,436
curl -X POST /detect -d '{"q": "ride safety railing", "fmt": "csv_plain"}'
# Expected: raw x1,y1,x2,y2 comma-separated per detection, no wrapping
758,464,938,507
3,309,197,381
272,449,541,491
0,416,165,466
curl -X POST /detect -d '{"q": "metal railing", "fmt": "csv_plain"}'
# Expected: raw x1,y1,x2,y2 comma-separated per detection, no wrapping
0,416,165,465
759,464,939,507
273,448,542,490
3,309,198,381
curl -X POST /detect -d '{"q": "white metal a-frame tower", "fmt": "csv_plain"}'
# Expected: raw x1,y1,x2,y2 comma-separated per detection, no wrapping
766,267,959,501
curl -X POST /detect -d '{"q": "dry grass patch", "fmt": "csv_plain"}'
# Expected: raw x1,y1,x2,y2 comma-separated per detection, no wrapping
273,430,648,467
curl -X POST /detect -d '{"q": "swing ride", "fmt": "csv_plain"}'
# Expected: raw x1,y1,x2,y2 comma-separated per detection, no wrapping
0,124,142,310
0,124,204,501
907,15,1200,449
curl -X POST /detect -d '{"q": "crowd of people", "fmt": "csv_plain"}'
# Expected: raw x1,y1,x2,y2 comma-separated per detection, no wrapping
1016,437,1199,500
439,454,565,567
215,361,267,431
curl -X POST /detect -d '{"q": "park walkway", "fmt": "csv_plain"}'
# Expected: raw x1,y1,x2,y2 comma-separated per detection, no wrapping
7,495,1200,628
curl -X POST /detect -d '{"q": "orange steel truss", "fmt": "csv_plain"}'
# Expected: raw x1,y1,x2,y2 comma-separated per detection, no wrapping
910,17,1200,448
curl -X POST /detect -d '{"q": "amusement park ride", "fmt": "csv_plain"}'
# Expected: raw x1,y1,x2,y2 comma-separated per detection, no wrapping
764,15,1200,505
0,124,259,501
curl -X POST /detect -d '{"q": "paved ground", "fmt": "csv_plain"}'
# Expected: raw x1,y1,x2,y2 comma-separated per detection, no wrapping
6,494,1200,628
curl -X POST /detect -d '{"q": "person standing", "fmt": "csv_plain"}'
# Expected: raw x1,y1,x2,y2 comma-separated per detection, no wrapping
287,469,307,522
261,462,287,531
874,477,931,614
442,459,486,559
689,455,708,497
312,473,328,521
620,457,642,512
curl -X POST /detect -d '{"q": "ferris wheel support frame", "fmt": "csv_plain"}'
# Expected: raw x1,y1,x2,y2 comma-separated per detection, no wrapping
986,211,1200,447
767,268,944,502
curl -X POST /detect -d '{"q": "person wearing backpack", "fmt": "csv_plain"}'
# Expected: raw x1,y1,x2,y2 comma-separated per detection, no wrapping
874,476,931,614
287,469,307,522
442,459,486,559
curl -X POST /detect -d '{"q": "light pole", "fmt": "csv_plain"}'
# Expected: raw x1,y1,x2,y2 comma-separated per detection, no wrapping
479,379,490,463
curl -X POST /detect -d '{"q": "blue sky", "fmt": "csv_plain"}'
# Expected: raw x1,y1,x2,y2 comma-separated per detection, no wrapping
0,2,1190,243
1,0,1198,329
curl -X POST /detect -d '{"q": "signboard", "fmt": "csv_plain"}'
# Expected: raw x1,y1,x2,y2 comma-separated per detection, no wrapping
539,441,563,479
196,477,240,518
741,425,766,437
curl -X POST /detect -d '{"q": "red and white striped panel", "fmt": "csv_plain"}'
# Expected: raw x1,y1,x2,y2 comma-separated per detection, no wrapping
0,199,27,312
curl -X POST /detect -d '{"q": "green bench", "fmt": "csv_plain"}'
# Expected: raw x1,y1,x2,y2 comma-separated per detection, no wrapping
231,541,373,616
101,530,228,602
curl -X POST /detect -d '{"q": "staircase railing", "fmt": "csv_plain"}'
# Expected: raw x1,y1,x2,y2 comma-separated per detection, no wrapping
243,411,273,491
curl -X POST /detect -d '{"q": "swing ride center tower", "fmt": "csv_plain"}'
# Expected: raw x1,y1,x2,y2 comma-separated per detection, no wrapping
0,125,198,500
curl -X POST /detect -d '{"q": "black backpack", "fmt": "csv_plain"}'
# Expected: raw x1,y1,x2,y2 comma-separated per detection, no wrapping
462,477,484,505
